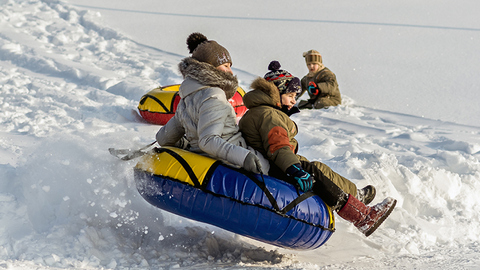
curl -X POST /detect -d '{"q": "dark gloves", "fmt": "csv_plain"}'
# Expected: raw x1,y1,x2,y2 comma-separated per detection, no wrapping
307,81,319,96
243,152,263,174
174,136,190,149
286,163,314,192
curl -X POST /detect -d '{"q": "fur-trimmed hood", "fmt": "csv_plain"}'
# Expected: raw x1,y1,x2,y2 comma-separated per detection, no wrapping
178,57,238,100
243,77,281,109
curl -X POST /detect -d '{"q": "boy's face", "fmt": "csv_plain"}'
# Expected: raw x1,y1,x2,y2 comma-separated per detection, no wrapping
307,63,320,73
281,92,297,110
216,62,233,74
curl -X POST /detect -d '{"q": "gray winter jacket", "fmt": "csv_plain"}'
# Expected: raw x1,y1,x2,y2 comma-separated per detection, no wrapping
156,57,251,168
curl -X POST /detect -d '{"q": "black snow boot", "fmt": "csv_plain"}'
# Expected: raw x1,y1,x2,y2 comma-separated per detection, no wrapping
356,185,376,205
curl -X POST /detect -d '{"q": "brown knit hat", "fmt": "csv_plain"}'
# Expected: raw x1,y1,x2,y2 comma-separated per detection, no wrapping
303,50,322,65
186,32,232,67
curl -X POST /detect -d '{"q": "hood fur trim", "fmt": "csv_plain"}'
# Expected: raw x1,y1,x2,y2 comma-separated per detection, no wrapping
179,57,238,99
250,77,281,106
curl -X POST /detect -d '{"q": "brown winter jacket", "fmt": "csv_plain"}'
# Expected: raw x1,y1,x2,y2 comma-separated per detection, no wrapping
299,67,341,108
240,77,358,195
239,77,300,172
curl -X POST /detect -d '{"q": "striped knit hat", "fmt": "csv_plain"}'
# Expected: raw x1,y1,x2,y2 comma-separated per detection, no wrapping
303,50,322,65
264,61,301,95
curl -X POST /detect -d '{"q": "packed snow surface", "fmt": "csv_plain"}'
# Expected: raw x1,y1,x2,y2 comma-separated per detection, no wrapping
1,0,480,269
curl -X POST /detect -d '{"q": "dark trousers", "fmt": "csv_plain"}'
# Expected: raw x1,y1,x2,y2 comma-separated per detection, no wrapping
268,161,349,208
300,160,348,208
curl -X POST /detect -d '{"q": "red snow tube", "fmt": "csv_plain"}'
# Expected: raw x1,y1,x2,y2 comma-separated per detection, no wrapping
229,88,247,119
138,85,247,125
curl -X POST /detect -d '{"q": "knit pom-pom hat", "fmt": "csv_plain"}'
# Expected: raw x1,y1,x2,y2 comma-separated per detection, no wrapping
186,32,232,67
263,60,301,95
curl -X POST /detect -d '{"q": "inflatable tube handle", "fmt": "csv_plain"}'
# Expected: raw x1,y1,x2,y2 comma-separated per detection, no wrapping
154,147,201,187
109,141,156,160
279,191,316,215
139,94,170,113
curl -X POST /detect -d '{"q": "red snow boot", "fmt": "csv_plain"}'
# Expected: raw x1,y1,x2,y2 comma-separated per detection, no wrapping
337,195,396,237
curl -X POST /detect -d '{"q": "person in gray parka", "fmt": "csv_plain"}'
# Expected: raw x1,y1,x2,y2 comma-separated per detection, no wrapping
156,32,266,174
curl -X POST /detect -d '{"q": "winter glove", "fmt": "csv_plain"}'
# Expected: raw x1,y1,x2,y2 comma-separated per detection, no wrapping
174,136,190,149
307,81,319,96
243,152,263,174
286,164,314,192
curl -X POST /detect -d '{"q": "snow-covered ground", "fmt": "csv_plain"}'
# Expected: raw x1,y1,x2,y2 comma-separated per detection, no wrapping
1,0,480,269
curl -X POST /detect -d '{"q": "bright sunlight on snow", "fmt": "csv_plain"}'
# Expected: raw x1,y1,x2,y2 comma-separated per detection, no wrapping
1,0,480,269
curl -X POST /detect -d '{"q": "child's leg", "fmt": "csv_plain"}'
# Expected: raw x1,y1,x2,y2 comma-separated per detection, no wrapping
300,160,396,237
299,160,348,208
314,97,340,109
301,160,358,197
298,99,313,109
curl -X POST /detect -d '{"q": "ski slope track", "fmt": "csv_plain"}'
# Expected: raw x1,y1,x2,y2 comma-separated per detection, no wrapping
1,0,480,269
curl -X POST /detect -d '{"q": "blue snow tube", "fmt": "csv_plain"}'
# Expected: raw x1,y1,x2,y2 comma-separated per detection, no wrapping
134,147,335,250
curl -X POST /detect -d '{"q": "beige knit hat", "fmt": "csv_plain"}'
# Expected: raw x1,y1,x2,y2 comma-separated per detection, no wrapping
187,32,232,67
303,50,322,65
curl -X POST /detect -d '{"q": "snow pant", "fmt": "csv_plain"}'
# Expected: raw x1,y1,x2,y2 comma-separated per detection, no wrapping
297,155,357,197
298,96,341,109
299,160,354,208
268,156,357,208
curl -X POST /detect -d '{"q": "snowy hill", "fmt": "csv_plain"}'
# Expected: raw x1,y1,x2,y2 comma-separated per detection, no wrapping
1,0,480,269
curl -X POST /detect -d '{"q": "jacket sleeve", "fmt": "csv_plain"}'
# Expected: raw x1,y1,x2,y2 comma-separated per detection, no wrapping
316,69,339,97
156,115,185,146
259,112,300,172
197,91,250,167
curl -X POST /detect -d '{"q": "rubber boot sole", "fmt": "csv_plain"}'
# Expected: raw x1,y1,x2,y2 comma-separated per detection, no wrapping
364,199,397,237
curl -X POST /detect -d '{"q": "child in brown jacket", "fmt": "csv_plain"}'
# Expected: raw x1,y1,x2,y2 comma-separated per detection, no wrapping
239,61,396,237
298,50,342,109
